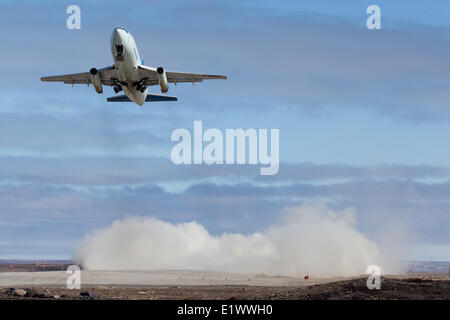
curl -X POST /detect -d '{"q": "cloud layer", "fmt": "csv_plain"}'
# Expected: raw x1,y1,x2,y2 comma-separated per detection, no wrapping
0,1,449,262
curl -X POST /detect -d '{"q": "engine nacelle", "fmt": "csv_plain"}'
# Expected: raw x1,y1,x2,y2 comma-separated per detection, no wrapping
90,68,103,94
157,67,169,93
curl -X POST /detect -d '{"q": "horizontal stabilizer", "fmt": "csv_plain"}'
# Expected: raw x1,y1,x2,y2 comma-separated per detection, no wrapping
145,93,178,102
107,93,178,102
106,95,130,102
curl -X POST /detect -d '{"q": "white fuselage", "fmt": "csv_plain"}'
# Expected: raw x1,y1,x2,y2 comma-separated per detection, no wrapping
111,28,147,106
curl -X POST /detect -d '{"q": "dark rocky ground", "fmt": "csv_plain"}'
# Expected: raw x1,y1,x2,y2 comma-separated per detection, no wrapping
1,262,449,300
1,276,449,300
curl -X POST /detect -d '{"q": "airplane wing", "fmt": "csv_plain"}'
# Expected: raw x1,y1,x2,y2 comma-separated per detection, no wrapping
138,65,227,86
41,66,117,86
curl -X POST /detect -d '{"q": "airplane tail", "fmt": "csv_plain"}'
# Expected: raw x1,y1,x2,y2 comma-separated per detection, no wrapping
107,93,178,102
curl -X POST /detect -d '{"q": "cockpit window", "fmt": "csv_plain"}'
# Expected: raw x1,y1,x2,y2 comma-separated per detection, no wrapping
117,27,128,33
115,44,124,61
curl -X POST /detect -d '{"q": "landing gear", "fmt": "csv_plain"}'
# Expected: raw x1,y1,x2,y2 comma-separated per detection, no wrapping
136,84,147,93
113,85,122,94
111,78,123,93
134,78,148,93
111,78,147,94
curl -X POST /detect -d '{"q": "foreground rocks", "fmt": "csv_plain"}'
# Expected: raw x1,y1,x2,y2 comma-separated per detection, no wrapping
3,287,87,299
267,277,450,300
1,276,449,300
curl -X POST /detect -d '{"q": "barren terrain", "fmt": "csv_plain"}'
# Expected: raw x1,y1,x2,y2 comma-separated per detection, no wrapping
1,264,448,300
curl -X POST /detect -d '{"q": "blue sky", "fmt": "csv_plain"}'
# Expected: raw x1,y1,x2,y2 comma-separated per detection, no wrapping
0,0,449,261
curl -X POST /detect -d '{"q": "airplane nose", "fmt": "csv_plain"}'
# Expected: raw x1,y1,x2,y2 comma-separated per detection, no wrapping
112,28,121,42
111,28,129,45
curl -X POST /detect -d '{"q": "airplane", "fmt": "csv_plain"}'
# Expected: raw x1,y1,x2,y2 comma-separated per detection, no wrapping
41,28,227,106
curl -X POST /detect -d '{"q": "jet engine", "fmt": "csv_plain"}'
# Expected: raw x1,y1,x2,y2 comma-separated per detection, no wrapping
157,67,169,93
90,68,103,94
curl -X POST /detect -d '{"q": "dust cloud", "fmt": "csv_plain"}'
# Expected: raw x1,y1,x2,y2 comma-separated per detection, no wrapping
73,202,387,277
